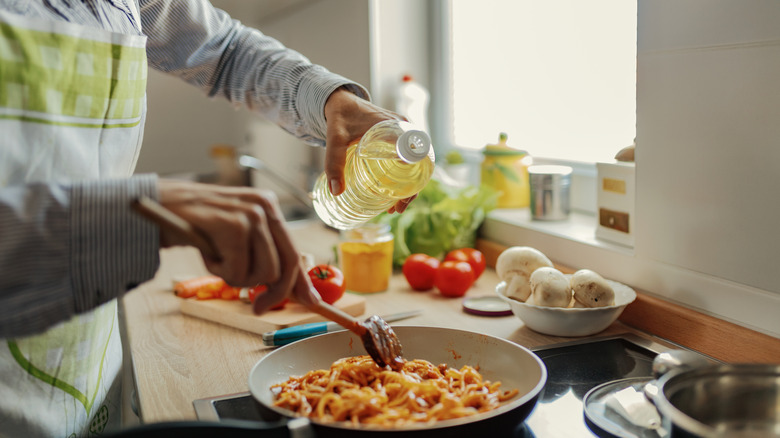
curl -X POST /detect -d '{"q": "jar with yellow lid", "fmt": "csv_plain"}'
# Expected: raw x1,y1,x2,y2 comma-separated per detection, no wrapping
338,223,394,293
480,132,532,208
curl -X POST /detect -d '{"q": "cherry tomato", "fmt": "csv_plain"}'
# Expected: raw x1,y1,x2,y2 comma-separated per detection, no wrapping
247,285,288,310
434,260,475,297
247,285,266,303
402,253,441,291
444,248,486,281
308,264,346,304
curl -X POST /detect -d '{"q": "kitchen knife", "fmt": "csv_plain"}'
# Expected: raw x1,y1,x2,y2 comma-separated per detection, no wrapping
262,310,422,347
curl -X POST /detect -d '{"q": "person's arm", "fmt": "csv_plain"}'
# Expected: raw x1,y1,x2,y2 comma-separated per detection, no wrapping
0,176,160,338
138,0,369,146
137,1,414,213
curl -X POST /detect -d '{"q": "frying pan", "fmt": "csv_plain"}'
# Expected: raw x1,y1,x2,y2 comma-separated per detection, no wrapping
247,325,547,437
105,326,546,438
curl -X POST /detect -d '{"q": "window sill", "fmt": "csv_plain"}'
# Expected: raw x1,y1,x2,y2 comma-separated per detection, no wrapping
483,208,633,256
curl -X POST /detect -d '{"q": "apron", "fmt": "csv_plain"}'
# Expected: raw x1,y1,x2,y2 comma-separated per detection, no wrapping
0,6,147,437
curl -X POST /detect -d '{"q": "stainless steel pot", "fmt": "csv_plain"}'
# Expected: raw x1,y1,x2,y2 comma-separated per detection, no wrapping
648,351,780,437
247,325,547,437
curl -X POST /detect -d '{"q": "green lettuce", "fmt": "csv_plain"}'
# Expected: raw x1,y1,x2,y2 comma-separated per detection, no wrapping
373,177,498,267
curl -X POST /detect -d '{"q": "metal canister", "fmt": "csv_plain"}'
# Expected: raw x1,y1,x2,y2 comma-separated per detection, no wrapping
528,165,572,221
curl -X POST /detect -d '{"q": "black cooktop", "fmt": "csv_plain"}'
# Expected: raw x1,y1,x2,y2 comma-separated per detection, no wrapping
193,334,688,437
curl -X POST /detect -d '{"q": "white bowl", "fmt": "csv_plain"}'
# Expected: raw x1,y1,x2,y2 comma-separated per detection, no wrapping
495,277,637,337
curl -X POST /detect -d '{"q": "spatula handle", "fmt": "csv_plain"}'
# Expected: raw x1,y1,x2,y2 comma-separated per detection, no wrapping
308,299,367,336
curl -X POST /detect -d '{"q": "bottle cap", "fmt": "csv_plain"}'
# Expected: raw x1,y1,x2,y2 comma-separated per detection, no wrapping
395,121,431,163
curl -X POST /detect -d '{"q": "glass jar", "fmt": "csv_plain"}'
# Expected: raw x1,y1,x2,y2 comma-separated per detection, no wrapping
338,223,394,293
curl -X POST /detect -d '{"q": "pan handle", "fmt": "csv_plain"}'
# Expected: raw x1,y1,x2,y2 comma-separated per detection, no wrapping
103,418,314,438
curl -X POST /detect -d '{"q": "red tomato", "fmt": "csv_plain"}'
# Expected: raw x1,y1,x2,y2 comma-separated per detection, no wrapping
308,264,346,304
434,260,475,297
402,253,441,291
247,285,267,303
444,248,486,281
247,285,288,310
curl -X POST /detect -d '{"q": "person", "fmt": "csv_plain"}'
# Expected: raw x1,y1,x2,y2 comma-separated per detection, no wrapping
0,1,412,436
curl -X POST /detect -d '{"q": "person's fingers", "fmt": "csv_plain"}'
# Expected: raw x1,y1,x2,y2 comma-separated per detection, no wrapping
248,206,280,285
210,192,281,287
159,182,284,288
198,203,252,284
241,191,281,285
324,129,350,196
290,265,322,308
322,89,407,197
252,196,301,314
387,194,417,214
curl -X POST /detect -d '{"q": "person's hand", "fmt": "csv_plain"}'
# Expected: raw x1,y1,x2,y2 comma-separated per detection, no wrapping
250,214,322,315
157,179,287,289
323,88,417,214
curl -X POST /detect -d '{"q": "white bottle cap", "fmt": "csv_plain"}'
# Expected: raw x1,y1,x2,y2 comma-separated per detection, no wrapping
395,121,432,163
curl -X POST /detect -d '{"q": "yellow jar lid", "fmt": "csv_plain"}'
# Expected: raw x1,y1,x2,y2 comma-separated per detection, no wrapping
483,132,528,156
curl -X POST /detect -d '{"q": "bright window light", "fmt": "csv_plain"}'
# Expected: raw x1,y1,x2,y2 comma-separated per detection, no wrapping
447,0,637,163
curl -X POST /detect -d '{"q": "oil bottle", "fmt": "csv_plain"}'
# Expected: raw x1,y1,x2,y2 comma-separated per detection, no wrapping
311,120,435,230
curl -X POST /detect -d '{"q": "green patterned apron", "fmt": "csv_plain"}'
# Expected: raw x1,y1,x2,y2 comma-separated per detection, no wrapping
0,7,147,438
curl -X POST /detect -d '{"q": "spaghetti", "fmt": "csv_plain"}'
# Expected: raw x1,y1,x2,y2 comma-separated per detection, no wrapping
270,355,519,427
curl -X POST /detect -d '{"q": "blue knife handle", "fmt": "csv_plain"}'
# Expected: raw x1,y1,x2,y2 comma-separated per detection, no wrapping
269,322,328,345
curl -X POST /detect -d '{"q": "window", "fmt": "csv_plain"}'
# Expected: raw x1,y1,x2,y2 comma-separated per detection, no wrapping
437,0,637,164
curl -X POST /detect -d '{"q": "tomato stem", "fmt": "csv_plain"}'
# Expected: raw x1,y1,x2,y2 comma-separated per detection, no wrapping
314,266,330,279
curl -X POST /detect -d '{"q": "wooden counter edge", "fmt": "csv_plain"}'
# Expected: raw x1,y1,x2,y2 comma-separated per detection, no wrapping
476,238,780,364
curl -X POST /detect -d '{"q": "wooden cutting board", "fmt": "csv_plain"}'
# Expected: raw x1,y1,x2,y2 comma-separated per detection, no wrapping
179,293,366,335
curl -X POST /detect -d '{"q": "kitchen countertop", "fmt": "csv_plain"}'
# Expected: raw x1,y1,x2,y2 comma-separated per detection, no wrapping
119,220,769,424
120,220,664,425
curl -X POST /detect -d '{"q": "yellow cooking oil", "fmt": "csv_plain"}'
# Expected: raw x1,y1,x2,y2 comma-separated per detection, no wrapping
312,120,434,230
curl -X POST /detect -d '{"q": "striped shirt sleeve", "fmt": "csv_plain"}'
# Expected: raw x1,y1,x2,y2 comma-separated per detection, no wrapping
138,0,370,146
0,175,160,338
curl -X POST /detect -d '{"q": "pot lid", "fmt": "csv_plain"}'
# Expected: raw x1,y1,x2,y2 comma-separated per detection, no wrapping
583,376,666,438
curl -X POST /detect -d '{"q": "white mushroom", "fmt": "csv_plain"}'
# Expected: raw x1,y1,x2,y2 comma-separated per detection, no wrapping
529,267,572,308
495,246,553,302
570,269,615,308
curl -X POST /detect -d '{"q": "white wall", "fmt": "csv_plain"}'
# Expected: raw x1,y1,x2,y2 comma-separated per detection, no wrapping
137,69,251,176
636,1,780,296
370,0,431,109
